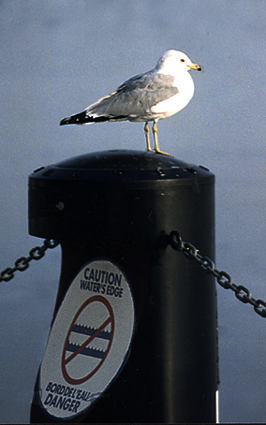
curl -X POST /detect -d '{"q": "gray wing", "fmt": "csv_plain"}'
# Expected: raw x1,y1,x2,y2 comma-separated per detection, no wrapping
86,72,179,118
117,72,176,92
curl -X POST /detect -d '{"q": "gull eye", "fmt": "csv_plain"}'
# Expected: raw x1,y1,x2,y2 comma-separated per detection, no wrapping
180,59,185,63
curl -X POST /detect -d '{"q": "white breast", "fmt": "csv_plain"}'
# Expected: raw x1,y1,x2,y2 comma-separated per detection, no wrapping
150,72,195,119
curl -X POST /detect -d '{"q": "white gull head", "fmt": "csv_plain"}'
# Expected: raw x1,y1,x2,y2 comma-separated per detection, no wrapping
155,49,201,77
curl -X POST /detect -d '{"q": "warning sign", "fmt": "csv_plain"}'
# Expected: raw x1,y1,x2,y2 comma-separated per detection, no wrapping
39,259,135,420
61,295,115,385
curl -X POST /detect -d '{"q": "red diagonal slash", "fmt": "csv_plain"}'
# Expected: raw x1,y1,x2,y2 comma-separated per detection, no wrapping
62,295,115,385
65,316,112,364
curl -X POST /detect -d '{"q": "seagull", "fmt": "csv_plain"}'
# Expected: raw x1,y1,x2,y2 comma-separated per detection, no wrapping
60,50,201,156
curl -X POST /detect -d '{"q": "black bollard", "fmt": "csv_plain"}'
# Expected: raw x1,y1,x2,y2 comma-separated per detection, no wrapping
29,149,218,423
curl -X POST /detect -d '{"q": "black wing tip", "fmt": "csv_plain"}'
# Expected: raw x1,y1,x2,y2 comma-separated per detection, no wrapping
59,111,90,126
59,112,128,126
60,117,70,126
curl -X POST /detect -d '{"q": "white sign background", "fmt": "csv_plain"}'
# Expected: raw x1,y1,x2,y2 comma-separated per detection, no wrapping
39,258,135,420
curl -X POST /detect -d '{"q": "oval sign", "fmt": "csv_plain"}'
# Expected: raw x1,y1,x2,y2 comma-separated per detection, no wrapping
38,258,135,420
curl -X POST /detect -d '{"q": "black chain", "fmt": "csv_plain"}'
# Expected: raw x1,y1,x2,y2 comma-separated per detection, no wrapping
0,239,59,282
169,230,266,318
1,233,266,319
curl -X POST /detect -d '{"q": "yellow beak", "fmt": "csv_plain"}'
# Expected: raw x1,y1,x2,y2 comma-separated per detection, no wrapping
187,63,202,71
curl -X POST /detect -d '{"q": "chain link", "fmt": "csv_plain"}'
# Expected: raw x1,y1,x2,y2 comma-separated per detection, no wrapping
169,230,266,318
1,233,266,318
0,239,59,282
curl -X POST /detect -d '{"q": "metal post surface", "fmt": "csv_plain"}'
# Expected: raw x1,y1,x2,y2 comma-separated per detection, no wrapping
29,149,218,423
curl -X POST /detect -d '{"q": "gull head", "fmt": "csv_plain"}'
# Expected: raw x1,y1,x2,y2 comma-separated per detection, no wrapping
155,49,202,76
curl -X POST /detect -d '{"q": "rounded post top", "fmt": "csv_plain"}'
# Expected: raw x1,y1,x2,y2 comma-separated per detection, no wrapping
30,149,213,183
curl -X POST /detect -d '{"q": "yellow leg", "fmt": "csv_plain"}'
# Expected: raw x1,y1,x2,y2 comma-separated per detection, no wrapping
152,120,172,156
144,122,152,152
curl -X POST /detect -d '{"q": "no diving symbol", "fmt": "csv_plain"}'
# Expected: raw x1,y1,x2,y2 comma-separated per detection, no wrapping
61,295,115,385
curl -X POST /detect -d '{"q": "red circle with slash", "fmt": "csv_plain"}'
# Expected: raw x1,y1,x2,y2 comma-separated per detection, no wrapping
61,295,114,385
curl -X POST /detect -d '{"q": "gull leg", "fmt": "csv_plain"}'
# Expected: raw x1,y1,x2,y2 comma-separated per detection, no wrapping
144,122,152,152
152,120,172,156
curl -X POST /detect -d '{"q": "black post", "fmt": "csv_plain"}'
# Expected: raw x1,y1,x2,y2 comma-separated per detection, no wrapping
29,149,218,423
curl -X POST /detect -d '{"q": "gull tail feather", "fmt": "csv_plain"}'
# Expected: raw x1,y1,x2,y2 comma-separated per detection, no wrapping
60,111,95,126
60,110,128,126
